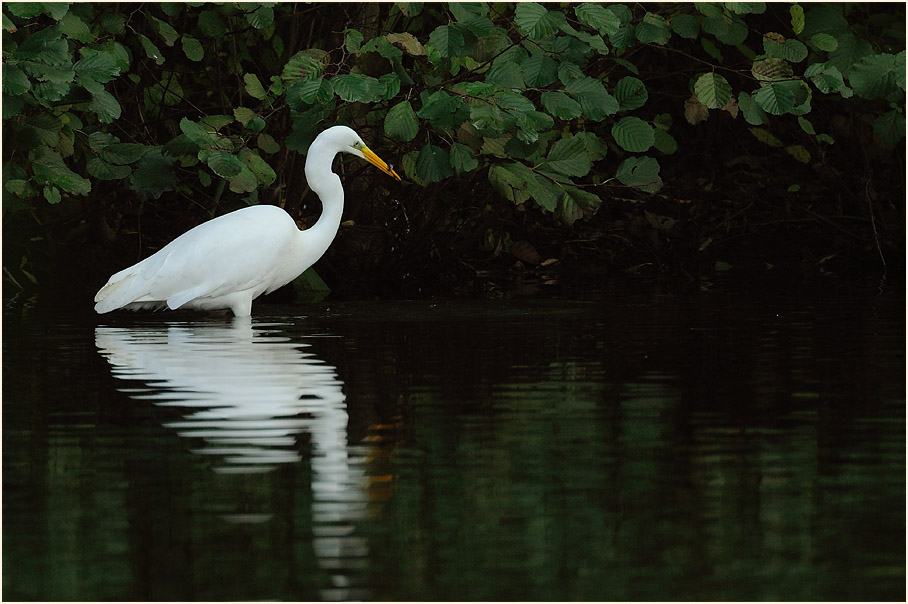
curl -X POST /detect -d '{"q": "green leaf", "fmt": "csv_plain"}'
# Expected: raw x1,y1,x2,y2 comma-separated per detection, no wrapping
181,35,204,61
99,41,131,72
614,76,648,111
521,54,558,87
89,88,122,123
232,107,256,126
137,34,164,65
244,73,268,99
21,59,74,85
101,143,149,165
179,117,216,146
848,53,902,100
570,132,607,161
246,5,273,29
384,100,419,142
565,77,619,121
5,179,33,198
378,72,401,100
150,16,179,46
31,146,91,195
206,151,244,178
527,173,560,212
7,3,46,18
557,191,584,225
616,156,662,192
3,66,31,96
700,11,748,45
86,157,132,180
790,4,805,35
256,133,281,154
694,73,732,109
700,37,724,63
74,52,120,82
574,3,620,36
287,78,334,107
763,38,808,63
810,33,838,52
725,3,766,15
101,13,126,34
282,51,324,82
540,91,582,120
611,117,655,152
428,24,465,58
25,114,62,146
129,151,177,199
13,27,68,63
556,186,602,226
873,111,905,148
671,14,700,39
797,116,815,135
558,61,584,85
514,2,561,39
748,127,783,147
331,73,379,102
241,148,276,185
3,93,25,118
635,12,671,45
804,62,851,97
738,91,768,125
198,9,227,37
228,165,257,193
485,61,524,88
417,91,463,120
59,13,94,43
470,103,506,132
43,185,61,204
785,144,810,164
542,135,593,177
653,129,677,154
415,144,453,183
496,91,534,113
345,28,364,52
449,142,478,174
489,164,530,204
753,82,796,115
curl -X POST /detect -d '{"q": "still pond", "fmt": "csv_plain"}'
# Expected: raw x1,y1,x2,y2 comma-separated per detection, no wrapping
3,278,905,600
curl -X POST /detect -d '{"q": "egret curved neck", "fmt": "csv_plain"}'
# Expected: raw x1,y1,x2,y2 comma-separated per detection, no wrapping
302,147,346,261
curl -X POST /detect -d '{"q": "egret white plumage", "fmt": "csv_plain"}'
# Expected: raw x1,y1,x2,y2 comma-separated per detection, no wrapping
94,125,400,317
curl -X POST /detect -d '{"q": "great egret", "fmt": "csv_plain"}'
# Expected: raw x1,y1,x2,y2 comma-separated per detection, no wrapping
94,126,400,317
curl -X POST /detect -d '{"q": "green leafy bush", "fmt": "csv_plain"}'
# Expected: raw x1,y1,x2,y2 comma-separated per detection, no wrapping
2,2,904,290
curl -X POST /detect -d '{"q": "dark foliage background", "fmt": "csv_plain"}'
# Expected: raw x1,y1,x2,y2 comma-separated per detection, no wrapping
3,2,904,304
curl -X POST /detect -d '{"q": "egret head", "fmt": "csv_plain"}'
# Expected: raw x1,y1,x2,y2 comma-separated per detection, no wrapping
326,126,401,181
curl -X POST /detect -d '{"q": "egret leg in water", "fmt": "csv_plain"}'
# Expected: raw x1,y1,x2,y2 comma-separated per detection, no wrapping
94,126,400,317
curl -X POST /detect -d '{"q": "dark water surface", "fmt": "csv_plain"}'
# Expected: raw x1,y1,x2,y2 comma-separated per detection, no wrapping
3,280,905,601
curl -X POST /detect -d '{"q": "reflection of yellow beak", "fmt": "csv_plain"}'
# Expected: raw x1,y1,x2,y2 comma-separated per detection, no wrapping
361,146,402,181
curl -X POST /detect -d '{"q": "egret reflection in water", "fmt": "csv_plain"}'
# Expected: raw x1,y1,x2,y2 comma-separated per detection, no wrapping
95,319,370,596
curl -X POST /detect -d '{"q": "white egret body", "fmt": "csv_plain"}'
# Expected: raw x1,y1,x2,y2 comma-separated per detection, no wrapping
94,126,400,317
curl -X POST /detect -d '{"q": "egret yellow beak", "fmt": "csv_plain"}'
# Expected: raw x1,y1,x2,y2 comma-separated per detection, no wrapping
361,146,402,181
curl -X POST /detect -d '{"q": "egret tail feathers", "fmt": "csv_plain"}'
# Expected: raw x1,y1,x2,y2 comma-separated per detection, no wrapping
94,272,148,313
